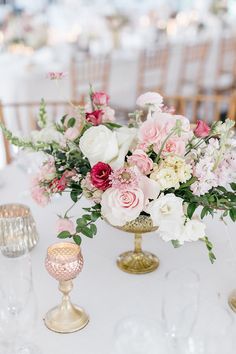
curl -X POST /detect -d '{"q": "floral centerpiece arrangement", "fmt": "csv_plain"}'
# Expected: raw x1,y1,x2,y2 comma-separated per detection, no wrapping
2,90,236,262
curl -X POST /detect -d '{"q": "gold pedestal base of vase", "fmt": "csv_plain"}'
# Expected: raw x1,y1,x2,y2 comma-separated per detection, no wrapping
117,250,159,274
44,280,89,333
228,290,236,312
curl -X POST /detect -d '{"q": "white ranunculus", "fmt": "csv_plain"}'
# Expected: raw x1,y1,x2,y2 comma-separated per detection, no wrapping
181,218,206,242
147,193,184,227
79,125,119,166
101,187,144,226
136,92,163,110
109,127,137,169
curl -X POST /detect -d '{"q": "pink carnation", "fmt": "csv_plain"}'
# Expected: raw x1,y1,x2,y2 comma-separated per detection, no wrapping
56,218,75,234
128,149,153,175
110,167,139,190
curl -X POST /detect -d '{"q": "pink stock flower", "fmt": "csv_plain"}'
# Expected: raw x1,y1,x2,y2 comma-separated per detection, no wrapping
47,72,66,80
85,110,103,126
110,167,139,190
56,218,75,234
65,127,81,141
90,162,112,191
194,120,211,138
92,92,109,106
127,149,153,175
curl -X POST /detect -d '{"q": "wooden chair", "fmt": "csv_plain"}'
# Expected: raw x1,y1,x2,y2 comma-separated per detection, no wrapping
177,41,210,95
163,93,236,123
0,100,79,165
70,54,111,101
137,45,169,96
214,36,236,94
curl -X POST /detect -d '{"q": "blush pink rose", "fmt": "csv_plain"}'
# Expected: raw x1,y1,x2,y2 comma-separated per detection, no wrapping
85,110,103,126
56,218,75,234
65,127,81,141
128,149,153,175
101,187,144,226
92,92,109,106
154,138,186,156
194,120,211,138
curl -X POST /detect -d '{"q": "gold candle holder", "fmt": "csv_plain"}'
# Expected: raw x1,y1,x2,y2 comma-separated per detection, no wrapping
112,215,159,274
228,290,236,313
44,242,89,333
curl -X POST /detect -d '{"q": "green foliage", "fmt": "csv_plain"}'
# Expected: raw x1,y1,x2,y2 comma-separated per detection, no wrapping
67,117,76,128
187,203,198,219
58,231,71,239
201,237,216,264
171,240,182,248
37,99,47,128
75,204,101,239
104,122,122,130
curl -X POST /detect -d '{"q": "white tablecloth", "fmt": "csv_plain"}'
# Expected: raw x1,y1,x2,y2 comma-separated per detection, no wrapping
1,163,236,353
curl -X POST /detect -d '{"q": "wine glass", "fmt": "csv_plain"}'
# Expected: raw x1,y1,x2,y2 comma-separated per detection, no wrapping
162,269,200,351
112,315,168,354
0,251,40,354
181,301,235,354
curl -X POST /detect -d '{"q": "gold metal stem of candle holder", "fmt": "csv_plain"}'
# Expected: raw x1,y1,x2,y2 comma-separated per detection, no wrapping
117,232,159,275
44,280,89,333
228,290,236,313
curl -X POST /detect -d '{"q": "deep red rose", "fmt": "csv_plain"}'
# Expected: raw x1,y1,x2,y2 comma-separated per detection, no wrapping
92,92,109,106
194,120,211,138
50,176,67,192
90,162,112,191
85,110,103,126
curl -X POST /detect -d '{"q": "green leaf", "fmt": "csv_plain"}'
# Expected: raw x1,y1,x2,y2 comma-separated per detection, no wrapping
201,236,216,264
76,218,87,227
90,224,97,235
70,190,78,203
230,183,236,191
91,211,100,221
104,122,122,130
201,206,209,219
83,214,91,221
179,177,197,189
187,203,198,219
61,114,68,124
73,235,82,245
229,209,236,222
67,117,76,128
171,240,182,248
81,226,94,238
58,231,71,239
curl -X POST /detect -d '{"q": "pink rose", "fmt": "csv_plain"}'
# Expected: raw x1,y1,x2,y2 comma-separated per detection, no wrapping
65,127,81,141
154,138,186,156
92,92,109,106
194,120,211,138
56,218,75,234
85,110,103,126
139,113,178,144
90,162,112,191
31,185,49,207
101,187,144,226
128,149,153,175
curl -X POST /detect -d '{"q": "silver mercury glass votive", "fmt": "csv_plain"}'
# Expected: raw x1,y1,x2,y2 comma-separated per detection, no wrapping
0,203,39,257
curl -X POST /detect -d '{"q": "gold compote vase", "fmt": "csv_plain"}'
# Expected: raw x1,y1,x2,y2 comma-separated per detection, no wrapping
109,215,159,274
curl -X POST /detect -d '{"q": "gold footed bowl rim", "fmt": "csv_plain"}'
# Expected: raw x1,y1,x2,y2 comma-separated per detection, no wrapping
44,304,89,333
228,290,236,312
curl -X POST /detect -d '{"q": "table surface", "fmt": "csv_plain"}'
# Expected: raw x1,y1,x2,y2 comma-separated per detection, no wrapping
1,163,236,354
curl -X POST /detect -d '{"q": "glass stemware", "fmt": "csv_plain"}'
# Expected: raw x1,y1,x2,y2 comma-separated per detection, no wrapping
0,251,40,354
161,269,200,351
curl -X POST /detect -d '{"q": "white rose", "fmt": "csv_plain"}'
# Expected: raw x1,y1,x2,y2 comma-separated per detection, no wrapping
147,193,184,227
158,218,184,243
136,92,163,111
79,125,119,166
101,187,144,226
181,218,206,242
109,127,137,169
